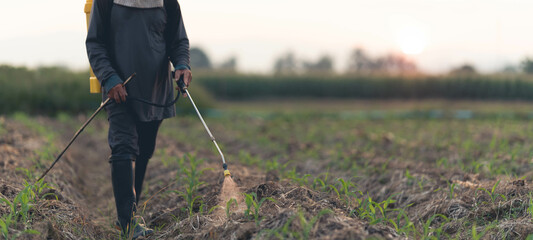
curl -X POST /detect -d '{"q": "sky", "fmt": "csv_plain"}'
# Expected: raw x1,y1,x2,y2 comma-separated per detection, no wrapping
0,0,532,74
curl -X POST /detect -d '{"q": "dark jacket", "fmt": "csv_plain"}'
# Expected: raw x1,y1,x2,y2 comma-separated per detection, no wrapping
86,0,190,121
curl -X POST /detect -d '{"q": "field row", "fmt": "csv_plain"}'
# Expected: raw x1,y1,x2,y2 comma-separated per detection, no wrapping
3,65,533,115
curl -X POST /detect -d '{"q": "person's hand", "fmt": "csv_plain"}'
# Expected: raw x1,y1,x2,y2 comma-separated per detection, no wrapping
174,69,192,97
108,84,128,103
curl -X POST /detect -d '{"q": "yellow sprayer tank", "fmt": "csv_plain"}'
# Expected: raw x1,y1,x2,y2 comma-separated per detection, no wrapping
84,0,102,93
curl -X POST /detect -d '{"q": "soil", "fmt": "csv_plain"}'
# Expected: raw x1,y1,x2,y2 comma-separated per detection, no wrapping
2,115,530,239
0,116,115,239
0,116,401,239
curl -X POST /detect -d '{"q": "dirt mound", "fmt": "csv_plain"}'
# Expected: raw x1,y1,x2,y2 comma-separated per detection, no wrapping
0,115,402,239
143,170,400,240
0,117,115,239
9,114,532,239
349,160,533,239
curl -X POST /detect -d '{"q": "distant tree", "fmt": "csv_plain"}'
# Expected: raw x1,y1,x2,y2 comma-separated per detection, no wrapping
347,48,417,75
449,64,477,75
521,58,533,74
218,56,238,72
273,52,298,75
500,65,518,74
190,47,212,70
347,48,376,74
375,54,417,74
303,55,334,74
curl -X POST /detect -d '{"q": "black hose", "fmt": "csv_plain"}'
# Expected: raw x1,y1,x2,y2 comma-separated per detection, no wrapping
37,73,185,182
127,92,181,107
102,93,181,108
105,74,186,108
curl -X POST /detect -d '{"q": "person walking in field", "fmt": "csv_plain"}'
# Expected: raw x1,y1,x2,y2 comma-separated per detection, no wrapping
85,0,191,238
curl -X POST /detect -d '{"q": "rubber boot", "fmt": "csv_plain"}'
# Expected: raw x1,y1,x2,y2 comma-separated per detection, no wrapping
134,120,161,205
134,157,149,205
114,219,154,240
111,159,136,235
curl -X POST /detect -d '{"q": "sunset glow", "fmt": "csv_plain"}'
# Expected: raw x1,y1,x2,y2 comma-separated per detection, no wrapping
396,25,428,55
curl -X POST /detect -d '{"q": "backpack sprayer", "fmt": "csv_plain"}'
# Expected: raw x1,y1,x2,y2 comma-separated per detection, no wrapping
84,0,102,94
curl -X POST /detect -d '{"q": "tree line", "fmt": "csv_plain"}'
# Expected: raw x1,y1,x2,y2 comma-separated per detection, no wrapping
191,46,533,76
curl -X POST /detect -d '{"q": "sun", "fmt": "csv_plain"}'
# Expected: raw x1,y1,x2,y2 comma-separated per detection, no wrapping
396,25,428,55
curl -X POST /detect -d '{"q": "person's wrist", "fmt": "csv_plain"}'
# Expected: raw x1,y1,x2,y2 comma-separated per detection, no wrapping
104,74,123,93
175,64,191,71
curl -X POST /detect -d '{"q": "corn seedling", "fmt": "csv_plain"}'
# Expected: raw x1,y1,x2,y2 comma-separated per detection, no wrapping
173,154,211,216
528,193,533,219
156,149,172,168
239,150,261,166
286,168,311,186
264,159,290,178
259,213,296,239
356,196,398,225
328,178,362,214
0,217,39,240
260,209,331,240
417,176,426,191
471,222,495,240
405,169,415,186
297,209,332,239
312,172,329,192
389,207,417,238
447,181,456,199
421,214,449,239
198,202,220,216
226,198,238,219
477,180,504,203
243,192,276,226
0,180,52,239
379,159,390,175
259,209,331,240
402,169,425,191
436,157,449,168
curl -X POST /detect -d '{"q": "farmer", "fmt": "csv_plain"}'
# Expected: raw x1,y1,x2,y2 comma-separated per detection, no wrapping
85,0,191,238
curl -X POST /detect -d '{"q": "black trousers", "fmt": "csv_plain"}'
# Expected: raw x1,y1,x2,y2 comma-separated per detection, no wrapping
106,102,162,230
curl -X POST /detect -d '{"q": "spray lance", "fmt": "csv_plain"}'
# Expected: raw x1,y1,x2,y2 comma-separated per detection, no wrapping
37,72,231,182
175,76,231,177
36,73,136,182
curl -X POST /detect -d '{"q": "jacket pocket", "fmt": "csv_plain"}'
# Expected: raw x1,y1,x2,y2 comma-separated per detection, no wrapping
148,9,166,54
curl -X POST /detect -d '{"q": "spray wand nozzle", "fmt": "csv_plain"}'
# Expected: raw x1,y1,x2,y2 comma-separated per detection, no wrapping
175,71,231,178
223,163,231,177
